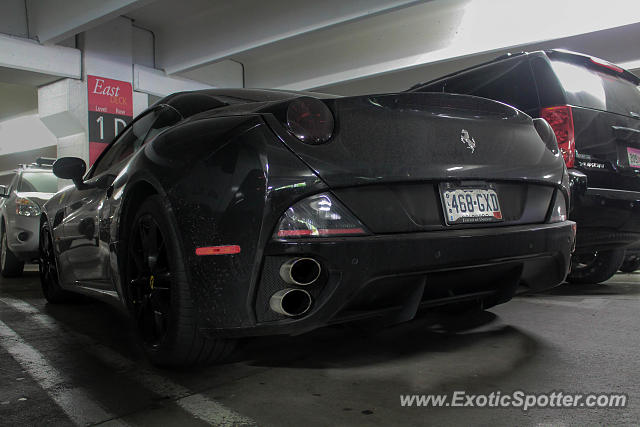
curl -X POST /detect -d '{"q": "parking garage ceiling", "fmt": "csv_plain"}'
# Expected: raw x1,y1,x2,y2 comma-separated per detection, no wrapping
2,1,640,425
0,0,639,93
0,0,638,173
127,0,640,92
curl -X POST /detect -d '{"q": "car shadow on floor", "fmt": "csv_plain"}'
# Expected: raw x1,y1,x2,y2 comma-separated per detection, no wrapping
234,310,539,371
0,270,40,294
3,271,146,361
4,270,540,379
535,277,640,297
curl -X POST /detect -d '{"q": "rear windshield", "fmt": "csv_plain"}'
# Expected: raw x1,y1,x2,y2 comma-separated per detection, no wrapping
550,59,640,117
18,172,57,193
411,58,539,115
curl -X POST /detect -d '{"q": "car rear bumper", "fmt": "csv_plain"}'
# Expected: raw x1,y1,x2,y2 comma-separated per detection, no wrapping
569,177,640,252
204,221,575,338
5,214,40,261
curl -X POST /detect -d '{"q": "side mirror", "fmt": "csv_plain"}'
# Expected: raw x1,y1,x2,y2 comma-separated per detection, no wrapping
53,157,87,189
0,185,8,198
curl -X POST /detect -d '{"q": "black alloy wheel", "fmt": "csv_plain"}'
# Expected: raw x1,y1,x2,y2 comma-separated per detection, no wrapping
567,249,625,284
39,220,70,303
124,195,235,366
127,212,173,348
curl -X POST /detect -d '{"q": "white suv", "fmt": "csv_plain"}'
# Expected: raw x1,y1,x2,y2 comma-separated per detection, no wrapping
0,158,57,277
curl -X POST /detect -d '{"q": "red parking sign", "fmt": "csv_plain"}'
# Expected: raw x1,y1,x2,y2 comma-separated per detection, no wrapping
87,75,133,165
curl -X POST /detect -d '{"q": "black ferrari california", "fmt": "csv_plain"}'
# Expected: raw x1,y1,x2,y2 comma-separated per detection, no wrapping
41,89,575,366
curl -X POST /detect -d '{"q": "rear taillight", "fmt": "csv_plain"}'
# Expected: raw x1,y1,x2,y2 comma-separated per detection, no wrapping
285,97,334,144
549,193,567,223
274,192,368,238
541,105,575,168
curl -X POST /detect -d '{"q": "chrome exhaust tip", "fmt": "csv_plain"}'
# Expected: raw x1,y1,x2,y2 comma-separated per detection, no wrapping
269,288,312,317
279,257,321,286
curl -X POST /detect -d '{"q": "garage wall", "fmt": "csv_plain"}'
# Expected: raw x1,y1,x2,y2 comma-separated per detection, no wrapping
0,111,57,185
0,84,55,163
0,83,37,121
0,0,29,39
132,25,155,68
0,145,57,186
0,114,57,157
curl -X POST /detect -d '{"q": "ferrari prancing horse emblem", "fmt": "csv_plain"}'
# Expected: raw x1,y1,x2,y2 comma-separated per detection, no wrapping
460,129,476,153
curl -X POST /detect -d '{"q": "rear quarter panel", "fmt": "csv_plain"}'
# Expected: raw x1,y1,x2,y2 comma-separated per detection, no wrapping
110,114,326,330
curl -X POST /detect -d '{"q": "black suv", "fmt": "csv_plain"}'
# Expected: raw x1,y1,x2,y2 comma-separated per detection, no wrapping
411,50,640,284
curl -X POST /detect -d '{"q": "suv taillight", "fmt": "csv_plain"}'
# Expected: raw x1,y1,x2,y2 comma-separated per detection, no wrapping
589,57,624,74
541,105,575,168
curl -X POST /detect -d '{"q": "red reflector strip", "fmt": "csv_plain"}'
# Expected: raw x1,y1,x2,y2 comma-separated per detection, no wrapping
277,228,366,238
195,245,241,256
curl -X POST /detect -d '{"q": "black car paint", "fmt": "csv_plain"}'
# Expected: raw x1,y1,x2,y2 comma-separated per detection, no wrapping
43,89,573,336
410,50,640,252
249,221,571,337
271,93,566,187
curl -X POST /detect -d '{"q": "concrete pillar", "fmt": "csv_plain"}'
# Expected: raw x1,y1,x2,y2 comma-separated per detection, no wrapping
38,17,144,166
81,17,133,83
38,78,88,162
133,92,149,116
35,15,212,165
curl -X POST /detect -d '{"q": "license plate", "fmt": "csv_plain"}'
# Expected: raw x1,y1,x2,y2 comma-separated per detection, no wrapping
440,183,503,225
627,147,640,168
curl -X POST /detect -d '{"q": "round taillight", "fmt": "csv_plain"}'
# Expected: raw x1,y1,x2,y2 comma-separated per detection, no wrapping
285,97,334,144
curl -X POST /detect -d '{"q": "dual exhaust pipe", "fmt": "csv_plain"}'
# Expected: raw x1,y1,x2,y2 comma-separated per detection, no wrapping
279,257,321,286
269,288,312,317
269,258,321,317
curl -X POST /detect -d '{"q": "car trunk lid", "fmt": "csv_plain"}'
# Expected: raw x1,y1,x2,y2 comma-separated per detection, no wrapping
271,92,564,188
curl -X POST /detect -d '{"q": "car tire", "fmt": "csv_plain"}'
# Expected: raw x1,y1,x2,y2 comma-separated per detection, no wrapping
39,219,73,303
124,195,235,367
1,226,25,278
567,249,625,284
619,256,640,273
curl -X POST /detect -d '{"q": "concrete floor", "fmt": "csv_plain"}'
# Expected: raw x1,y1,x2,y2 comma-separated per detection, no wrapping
0,266,638,426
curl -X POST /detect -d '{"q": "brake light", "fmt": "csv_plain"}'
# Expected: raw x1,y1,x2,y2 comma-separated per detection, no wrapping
285,97,334,145
541,105,575,168
549,193,567,223
589,57,624,74
277,228,366,238
274,192,368,239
